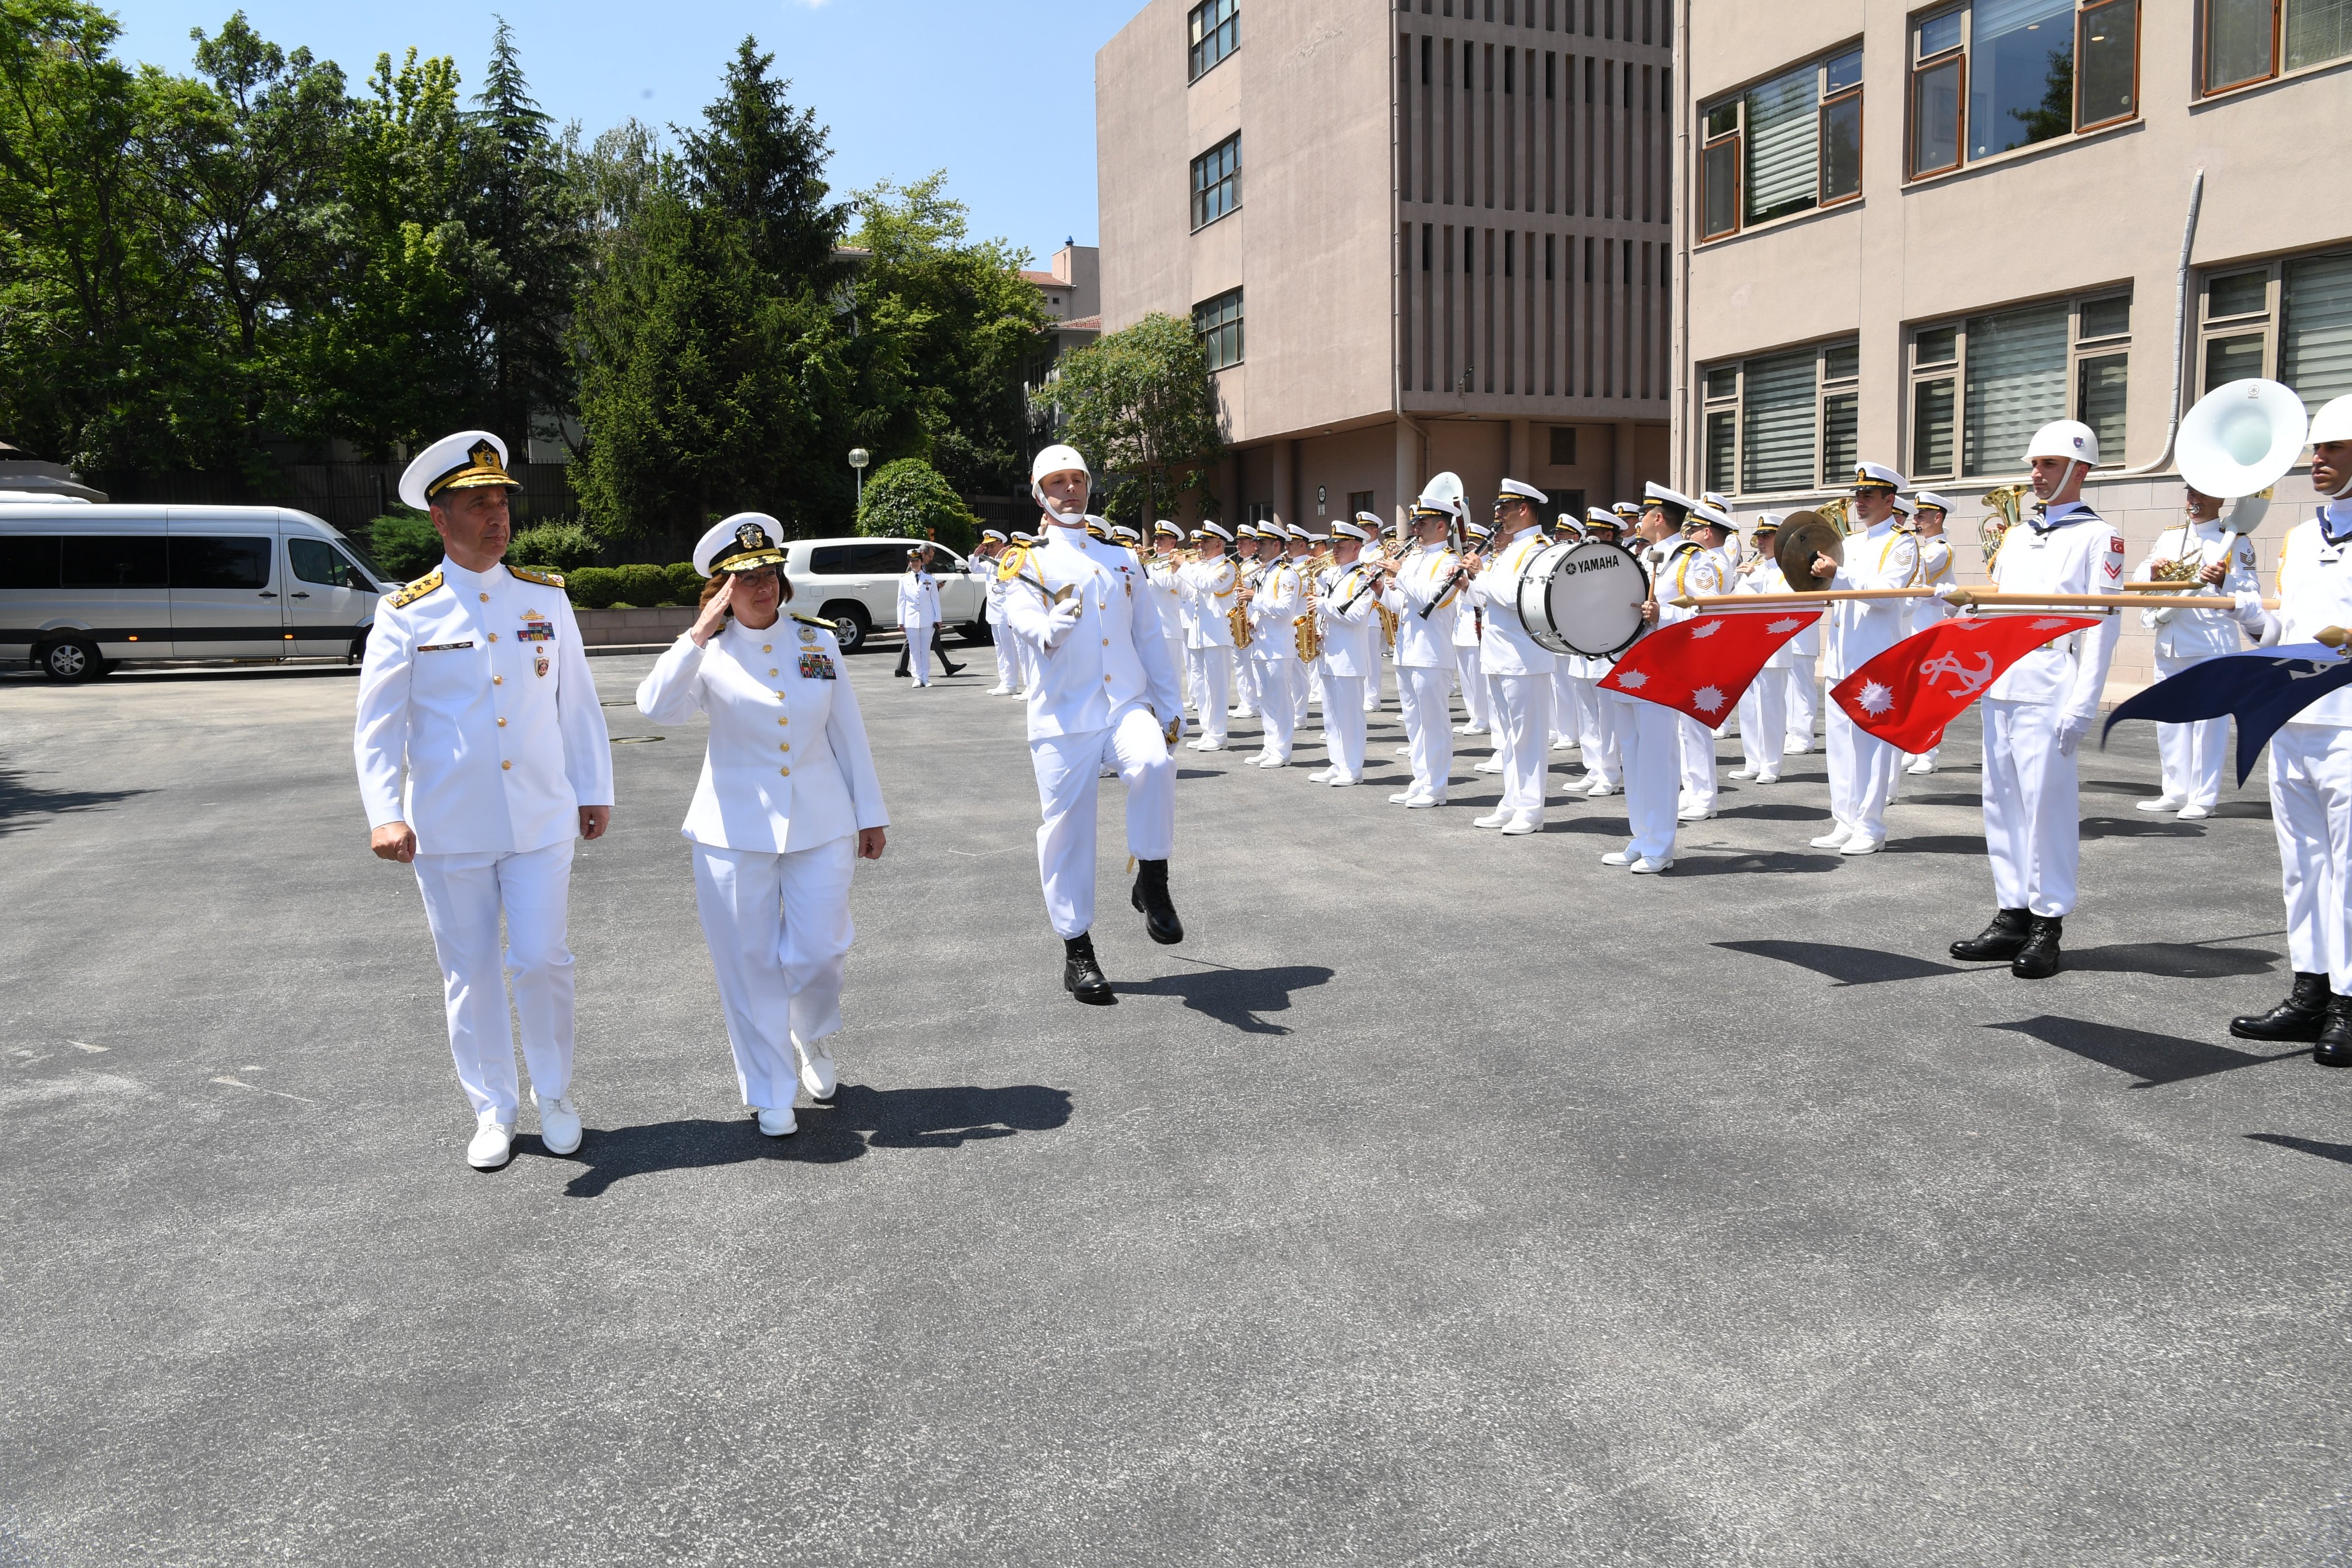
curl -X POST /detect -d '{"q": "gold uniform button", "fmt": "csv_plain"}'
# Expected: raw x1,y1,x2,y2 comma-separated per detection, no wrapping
488,632,498,642
779,741,790,752
479,593,489,603
493,675,503,686
777,716,788,725
1102,638,1110,646
769,668,778,675
1103,675,1112,683
763,644,772,652
501,760,512,771
779,766,790,776
497,717,507,727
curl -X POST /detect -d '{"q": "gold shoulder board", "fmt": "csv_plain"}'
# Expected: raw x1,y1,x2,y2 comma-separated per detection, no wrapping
790,612,837,631
387,569,444,609
508,566,566,589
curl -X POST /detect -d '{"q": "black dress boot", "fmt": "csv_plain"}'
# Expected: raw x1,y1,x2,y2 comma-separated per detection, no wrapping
1063,932,1115,1005
936,630,965,676
2315,996,2352,1067
1951,908,2030,962
2010,916,2063,979
2231,971,2330,1043
893,643,910,677
1130,858,1183,945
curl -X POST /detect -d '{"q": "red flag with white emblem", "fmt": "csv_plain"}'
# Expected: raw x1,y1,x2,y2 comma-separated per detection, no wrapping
1831,614,2103,752
1596,610,1823,725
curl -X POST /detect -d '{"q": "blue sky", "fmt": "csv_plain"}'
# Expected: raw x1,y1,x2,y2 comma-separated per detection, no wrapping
106,0,1129,265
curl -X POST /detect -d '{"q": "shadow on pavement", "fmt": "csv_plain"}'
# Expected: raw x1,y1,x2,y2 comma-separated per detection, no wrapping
1717,938,1958,982
2081,816,2202,841
1676,850,1844,877
1985,1016,2304,1088
2246,1132,2352,1167
0,765,153,836
559,1083,1075,1197
1118,959,1335,1035
1715,802,1831,822
1884,834,1988,855
2065,939,2281,979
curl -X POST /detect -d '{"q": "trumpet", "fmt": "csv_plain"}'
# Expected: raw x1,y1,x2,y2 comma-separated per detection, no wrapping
1979,484,2028,566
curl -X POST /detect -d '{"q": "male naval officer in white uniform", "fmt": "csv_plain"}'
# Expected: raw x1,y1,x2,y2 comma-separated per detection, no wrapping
1177,521,1241,750
1464,479,1558,835
1808,463,1921,856
2131,482,2264,818
1380,487,1468,806
1000,446,1187,1005
354,431,613,1170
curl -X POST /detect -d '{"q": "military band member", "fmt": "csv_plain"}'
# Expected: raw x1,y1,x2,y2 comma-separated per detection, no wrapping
1673,502,1739,822
1311,518,1382,785
1548,512,1589,754
635,516,887,1137
1379,491,1467,806
2130,483,2262,817
1944,423,2125,979
1245,525,1306,768
1452,518,1494,737
1809,463,1920,855
1178,522,1240,750
1562,506,1623,796
1000,446,1186,1004
1297,524,1332,732
1599,485,1695,872
354,431,613,1170
1463,479,1557,834
1229,526,1264,720
974,531,1020,696
1146,521,1189,706
1900,494,1959,772
1730,514,1790,785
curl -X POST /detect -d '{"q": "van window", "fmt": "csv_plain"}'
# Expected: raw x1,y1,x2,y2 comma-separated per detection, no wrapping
171,536,272,589
62,535,168,588
806,545,852,574
0,535,61,589
288,537,365,588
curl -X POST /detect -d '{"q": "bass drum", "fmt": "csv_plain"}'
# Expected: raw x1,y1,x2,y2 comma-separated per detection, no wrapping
1518,539,1650,657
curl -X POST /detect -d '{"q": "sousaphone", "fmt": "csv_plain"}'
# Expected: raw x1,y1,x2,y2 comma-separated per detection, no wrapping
1774,509,1846,592
2177,377,2308,535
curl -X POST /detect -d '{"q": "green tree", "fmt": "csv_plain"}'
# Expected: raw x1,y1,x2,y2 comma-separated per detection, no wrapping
1038,312,1225,525
856,456,978,552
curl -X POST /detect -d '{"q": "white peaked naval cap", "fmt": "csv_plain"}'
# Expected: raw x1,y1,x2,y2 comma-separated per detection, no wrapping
2025,420,2099,466
1497,478,1548,505
1643,482,1697,513
694,513,789,577
1198,520,1233,541
1332,519,1373,541
1586,506,1616,525
400,430,520,513
1913,491,1953,512
1851,461,1906,490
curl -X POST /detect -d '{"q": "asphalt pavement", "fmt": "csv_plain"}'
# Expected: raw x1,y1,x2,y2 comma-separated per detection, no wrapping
2,640,2349,1567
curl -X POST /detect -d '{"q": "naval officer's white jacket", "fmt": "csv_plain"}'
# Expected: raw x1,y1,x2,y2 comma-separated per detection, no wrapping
1467,528,1559,676
354,557,612,854
896,570,939,632
1819,520,1920,679
634,614,888,852
1381,542,1462,667
1001,526,1185,740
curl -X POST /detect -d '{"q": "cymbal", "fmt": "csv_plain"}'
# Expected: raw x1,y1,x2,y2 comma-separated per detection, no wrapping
1775,511,1845,592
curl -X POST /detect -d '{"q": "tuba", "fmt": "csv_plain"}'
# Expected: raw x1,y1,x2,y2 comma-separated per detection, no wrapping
1979,485,2027,566
1813,496,1852,535
2178,377,2309,537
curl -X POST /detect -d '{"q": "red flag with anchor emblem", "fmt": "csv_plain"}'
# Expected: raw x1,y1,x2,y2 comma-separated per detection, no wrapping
1831,614,2103,752
1597,610,1823,724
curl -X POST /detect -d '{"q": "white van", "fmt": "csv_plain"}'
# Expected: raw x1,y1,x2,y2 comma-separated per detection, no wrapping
0,504,389,682
782,537,988,653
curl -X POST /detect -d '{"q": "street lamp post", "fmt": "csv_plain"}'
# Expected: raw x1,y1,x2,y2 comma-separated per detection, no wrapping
848,447,871,510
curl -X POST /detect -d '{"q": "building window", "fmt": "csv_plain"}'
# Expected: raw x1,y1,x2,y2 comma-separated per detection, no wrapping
1245,502,1275,527
1194,287,1244,371
1347,489,1376,518
1548,425,1578,465
1697,339,1860,495
2203,0,2352,94
1697,45,1863,242
1910,2,2140,179
1191,134,1241,231
2194,249,2352,409
1906,291,2133,479
1189,0,1238,80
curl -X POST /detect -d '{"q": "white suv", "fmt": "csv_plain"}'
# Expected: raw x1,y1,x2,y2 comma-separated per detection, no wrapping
782,537,988,653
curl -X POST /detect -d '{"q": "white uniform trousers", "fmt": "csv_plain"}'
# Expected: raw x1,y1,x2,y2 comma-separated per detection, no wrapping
1183,644,1204,711
1031,704,1177,939
1165,636,1187,708
1454,645,1491,729
904,617,938,686
1609,691,1681,862
1299,663,1322,727
1826,704,1900,841
1678,715,1719,814
1363,665,1382,713
1487,672,1552,818
1738,669,1788,777
1322,674,1368,780
991,621,1019,690
412,840,576,1125
1578,681,1622,787
1397,665,1453,799
2154,651,2229,810
1192,648,1232,743
1232,645,1260,715
1254,657,1298,761
1550,664,1589,744
1980,698,2081,918
691,838,855,1112
2270,725,2352,993
1785,656,1819,750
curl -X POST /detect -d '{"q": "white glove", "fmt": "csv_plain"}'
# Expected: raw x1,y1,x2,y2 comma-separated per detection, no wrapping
1043,597,1085,648
2150,606,2177,626
2055,714,2091,756
1934,583,1966,603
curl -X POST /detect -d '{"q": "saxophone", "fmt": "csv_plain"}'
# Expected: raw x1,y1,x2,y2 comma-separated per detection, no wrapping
1221,559,1252,649
1979,485,2027,566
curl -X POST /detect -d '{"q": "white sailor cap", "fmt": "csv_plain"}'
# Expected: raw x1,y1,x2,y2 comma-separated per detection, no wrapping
1643,482,1697,516
1197,520,1233,541
1286,523,1311,542
400,430,521,512
1612,501,1642,520
1913,490,1953,513
1153,519,1184,538
693,513,788,576
1585,505,1618,527
1355,511,1385,531
1333,518,1373,541
1753,512,1785,532
1851,460,1906,491
1496,478,1548,508
1891,495,1918,520
980,528,1008,544
1553,512,1585,535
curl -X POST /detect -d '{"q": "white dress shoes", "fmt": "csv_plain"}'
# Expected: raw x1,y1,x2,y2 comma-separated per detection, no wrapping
794,1036,838,1101
1629,855,1674,874
1188,740,1226,752
1585,779,1618,797
1729,766,1757,779
1905,758,1936,775
1459,724,1487,735
2136,795,2186,812
1499,814,1542,835
1474,758,1504,774
1550,736,1578,750
1255,754,1288,768
1809,823,1854,849
532,1090,582,1156
1677,805,1715,823
1600,849,1635,866
1388,790,1418,804
1309,767,1334,782
756,1106,798,1137
1473,810,1513,828
1755,771,1781,785
1406,794,1444,808
2179,803,2213,819
1840,834,1884,855
467,1120,515,1170
1327,774,1358,787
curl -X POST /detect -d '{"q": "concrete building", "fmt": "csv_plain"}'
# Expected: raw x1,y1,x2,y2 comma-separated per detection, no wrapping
1673,0,2352,694
1024,241,1104,354
1097,0,1673,535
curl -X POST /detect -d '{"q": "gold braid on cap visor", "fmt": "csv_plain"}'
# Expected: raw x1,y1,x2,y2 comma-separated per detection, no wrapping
426,440,520,498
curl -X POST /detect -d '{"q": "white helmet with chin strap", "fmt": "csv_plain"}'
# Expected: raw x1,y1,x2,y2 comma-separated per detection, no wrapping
2025,419,2099,473
1030,443,1092,525
2311,395,2352,498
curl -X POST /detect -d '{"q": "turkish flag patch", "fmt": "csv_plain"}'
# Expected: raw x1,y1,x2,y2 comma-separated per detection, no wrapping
1598,610,1821,725
1832,615,2102,752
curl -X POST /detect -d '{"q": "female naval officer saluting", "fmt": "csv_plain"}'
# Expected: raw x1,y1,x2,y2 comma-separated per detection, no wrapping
636,514,889,1137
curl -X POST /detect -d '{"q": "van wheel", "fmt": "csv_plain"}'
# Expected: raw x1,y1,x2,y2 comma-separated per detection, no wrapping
822,603,871,653
38,639,103,683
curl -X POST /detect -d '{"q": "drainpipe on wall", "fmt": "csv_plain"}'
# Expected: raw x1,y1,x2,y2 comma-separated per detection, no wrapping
2117,169,2205,479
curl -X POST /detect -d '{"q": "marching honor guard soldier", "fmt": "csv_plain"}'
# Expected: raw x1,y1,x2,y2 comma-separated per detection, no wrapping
1451,519,1493,737
1178,521,1240,750
1310,517,1383,785
354,431,613,1171
1945,422,2127,979
1463,479,1558,834
1380,489,1467,806
1730,514,1790,785
635,516,889,1137
1245,522,1306,768
2132,482,2263,818
1598,485,1698,873
1809,463,1921,855
1000,446,1187,1004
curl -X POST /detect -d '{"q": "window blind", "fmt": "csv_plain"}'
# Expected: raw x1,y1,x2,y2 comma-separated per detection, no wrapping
1963,303,2068,476
1743,65,1818,223
2283,250,2352,405
1742,349,1819,493
2286,0,2352,69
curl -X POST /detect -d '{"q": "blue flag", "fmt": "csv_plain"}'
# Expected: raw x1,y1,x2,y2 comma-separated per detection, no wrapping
2102,643,2352,784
